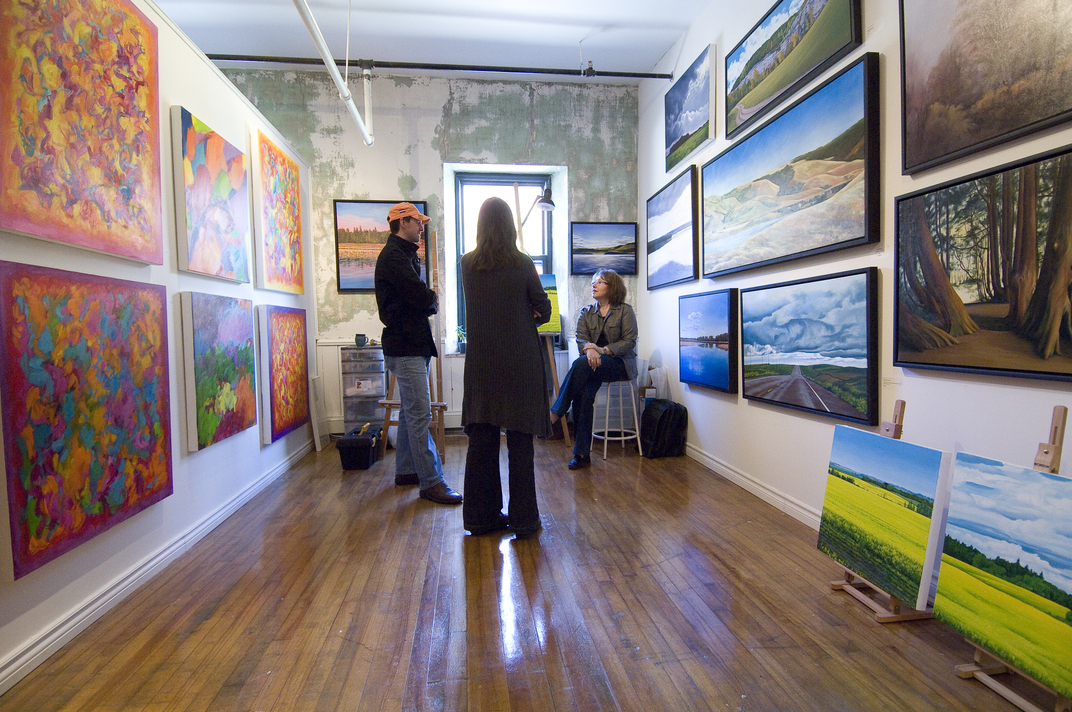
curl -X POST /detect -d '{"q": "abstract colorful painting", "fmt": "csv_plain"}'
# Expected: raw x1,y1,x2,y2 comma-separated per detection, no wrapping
252,130,304,294
934,452,1072,698
0,261,173,579
258,305,309,443
179,292,256,452
818,425,951,610
0,0,162,263
172,106,250,282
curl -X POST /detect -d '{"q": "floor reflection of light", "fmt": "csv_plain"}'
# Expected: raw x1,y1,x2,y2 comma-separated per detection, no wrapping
499,538,521,660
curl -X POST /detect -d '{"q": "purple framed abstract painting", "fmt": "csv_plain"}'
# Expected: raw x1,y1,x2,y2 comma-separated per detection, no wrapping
252,129,305,294
0,262,173,579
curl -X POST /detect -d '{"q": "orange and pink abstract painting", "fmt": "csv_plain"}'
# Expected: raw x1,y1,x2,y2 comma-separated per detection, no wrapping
253,130,304,294
259,305,309,443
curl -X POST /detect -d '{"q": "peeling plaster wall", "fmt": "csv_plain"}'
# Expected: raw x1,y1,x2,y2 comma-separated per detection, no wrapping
223,70,639,341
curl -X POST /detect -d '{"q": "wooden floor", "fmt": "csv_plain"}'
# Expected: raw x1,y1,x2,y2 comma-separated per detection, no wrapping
0,435,1030,711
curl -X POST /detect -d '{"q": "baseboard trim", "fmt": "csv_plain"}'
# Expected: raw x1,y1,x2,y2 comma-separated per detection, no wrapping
0,441,312,697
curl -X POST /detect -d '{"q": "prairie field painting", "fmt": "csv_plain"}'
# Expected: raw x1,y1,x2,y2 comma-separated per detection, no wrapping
665,46,711,172
570,223,637,275
647,167,698,290
537,274,561,335
0,262,173,579
254,130,304,294
726,0,860,137
740,268,877,424
818,425,948,609
901,0,1072,173
0,0,162,263
934,452,1072,698
895,146,1072,381
703,54,878,278
260,305,309,443
679,289,737,393
180,293,257,452
334,200,427,292
173,107,250,282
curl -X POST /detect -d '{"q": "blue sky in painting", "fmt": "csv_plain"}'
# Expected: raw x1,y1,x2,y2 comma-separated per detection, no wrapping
572,223,635,250
679,291,729,338
828,425,943,499
726,0,806,89
665,46,710,151
704,60,864,197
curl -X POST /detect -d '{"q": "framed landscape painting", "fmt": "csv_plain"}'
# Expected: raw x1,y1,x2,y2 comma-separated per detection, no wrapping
0,261,173,579
679,289,738,393
334,200,428,292
726,0,861,138
665,45,713,172
646,166,699,290
0,0,163,263
900,0,1072,174
570,222,637,275
934,451,1072,699
740,267,877,425
252,129,304,294
258,305,310,444
894,144,1072,382
703,53,879,278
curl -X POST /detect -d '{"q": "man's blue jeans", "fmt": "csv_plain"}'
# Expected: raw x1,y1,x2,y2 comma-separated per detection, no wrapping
384,355,444,490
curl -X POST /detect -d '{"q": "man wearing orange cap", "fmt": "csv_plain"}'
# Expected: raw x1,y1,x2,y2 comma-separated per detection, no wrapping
374,203,462,505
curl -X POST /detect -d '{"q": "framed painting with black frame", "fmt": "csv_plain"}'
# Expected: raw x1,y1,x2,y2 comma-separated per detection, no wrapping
646,165,699,291
740,267,878,425
703,53,879,279
894,144,1072,382
665,45,714,173
570,222,638,275
679,288,739,394
725,0,861,139
334,199,428,293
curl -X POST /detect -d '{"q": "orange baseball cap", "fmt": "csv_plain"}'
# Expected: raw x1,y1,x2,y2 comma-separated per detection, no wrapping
387,202,429,224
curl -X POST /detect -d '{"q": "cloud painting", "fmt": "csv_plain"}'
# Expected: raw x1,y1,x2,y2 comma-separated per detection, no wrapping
646,167,698,290
665,46,711,172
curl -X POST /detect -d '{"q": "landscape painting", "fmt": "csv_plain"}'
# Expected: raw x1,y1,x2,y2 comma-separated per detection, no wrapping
726,0,861,138
259,305,309,444
0,0,163,263
570,223,637,275
900,0,1072,173
172,106,250,282
703,54,878,278
894,145,1072,382
647,166,699,290
252,130,304,294
679,288,738,393
179,292,257,452
933,451,1072,699
0,261,173,579
741,268,877,425
334,200,428,292
665,45,712,172
818,425,951,610
537,274,561,335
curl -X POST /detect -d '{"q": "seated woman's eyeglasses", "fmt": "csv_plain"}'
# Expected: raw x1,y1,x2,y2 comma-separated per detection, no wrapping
592,279,607,286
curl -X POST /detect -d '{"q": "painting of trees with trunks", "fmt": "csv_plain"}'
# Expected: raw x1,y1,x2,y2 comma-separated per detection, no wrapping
894,146,1072,380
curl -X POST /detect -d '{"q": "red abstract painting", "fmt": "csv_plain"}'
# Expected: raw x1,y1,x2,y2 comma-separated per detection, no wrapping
259,305,309,442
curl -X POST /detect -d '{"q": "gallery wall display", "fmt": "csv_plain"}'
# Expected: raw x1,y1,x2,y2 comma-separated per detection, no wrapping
334,199,429,292
933,451,1072,699
818,425,952,611
252,130,305,294
665,45,713,172
703,53,879,278
0,0,163,264
900,0,1072,174
725,0,861,138
646,166,699,290
740,267,878,425
894,144,1072,382
678,288,738,393
179,292,257,452
171,106,251,282
0,261,173,579
570,222,638,275
258,305,310,444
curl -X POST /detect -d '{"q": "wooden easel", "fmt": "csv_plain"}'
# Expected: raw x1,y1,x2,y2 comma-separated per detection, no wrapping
544,334,571,447
830,400,934,623
953,406,1069,712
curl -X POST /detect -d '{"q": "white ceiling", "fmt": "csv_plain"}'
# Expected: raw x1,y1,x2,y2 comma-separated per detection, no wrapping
154,0,713,80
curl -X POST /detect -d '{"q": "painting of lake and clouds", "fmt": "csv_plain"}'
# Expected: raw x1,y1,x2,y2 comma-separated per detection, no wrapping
570,222,637,275
679,288,737,393
647,166,698,290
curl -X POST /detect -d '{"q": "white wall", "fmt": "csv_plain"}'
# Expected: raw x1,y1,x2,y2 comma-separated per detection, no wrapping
636,0,1072,526
0,0,316,694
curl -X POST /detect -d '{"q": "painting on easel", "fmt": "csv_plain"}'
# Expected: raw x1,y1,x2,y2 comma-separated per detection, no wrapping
934,451,1072,700
818,425,952,611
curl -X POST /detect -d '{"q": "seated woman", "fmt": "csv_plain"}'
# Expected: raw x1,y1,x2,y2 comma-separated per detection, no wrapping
549,269,637,470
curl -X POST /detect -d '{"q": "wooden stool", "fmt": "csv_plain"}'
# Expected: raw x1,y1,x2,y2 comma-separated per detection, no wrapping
591,378,642,459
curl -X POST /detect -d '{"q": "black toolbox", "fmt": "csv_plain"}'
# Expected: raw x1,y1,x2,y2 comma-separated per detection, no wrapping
337,423,382,470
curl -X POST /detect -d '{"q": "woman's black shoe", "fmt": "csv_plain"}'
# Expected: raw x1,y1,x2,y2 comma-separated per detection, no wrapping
466,513,510,535
568,455,591,470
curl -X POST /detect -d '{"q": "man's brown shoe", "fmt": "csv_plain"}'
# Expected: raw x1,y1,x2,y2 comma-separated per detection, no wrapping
419,481,463,505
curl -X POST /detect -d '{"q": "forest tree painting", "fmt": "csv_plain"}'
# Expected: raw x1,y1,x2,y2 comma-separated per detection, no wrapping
895,145,1072,381
0,0,163,263
334,200,428,292
253,130,304,294
900,0,1072,173
0,262,173,579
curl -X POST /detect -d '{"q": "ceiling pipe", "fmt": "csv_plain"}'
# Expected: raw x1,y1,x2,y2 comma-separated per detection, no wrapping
290,0,374,146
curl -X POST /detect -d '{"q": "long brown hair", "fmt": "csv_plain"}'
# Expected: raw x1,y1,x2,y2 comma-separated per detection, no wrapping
470,197,525,271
